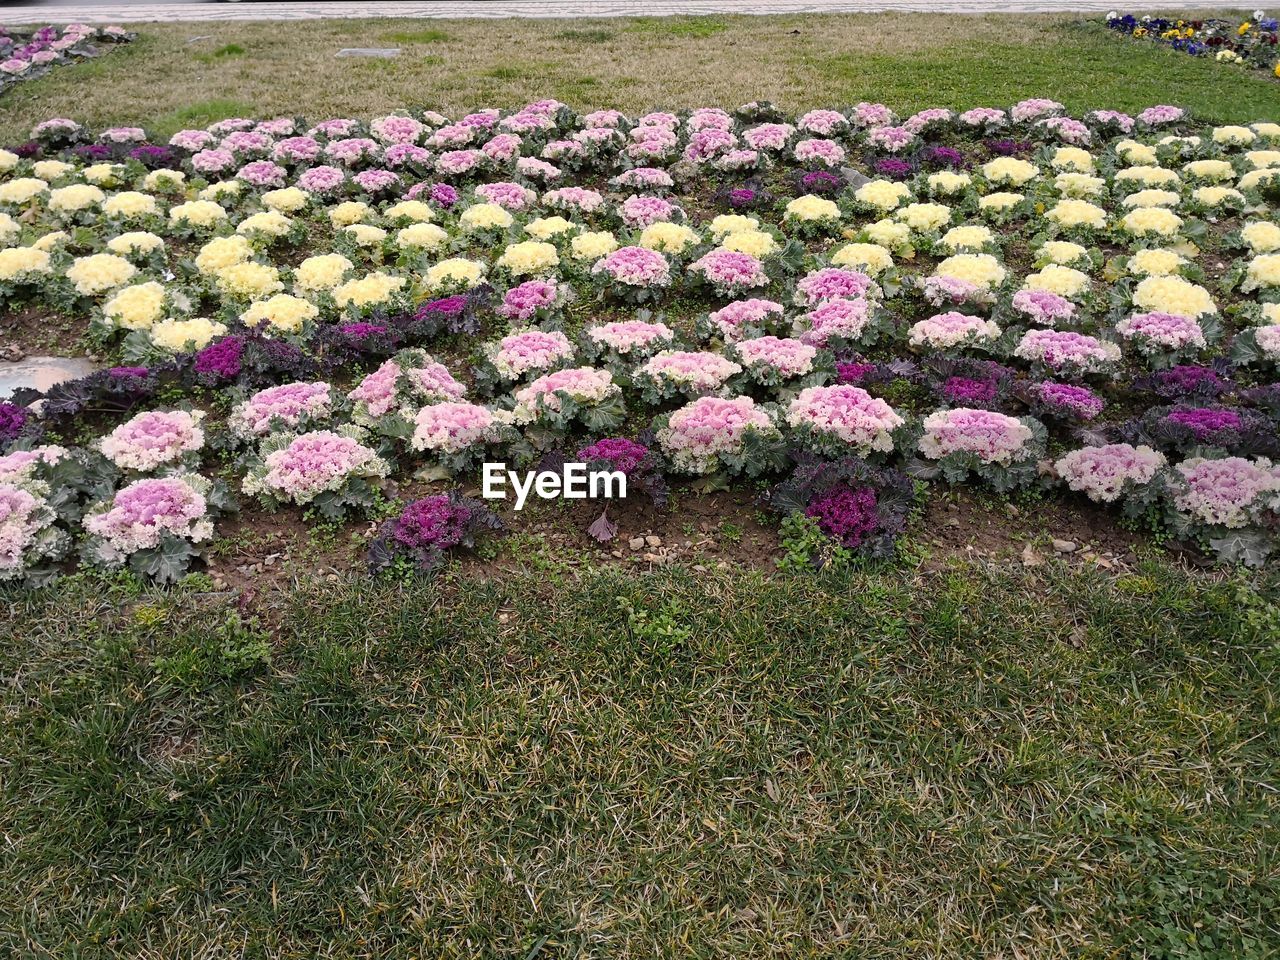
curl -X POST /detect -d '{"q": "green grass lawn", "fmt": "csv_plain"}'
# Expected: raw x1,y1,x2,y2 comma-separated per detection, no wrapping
2,560,1278,957
3,11,1280,957
0,14,1276,143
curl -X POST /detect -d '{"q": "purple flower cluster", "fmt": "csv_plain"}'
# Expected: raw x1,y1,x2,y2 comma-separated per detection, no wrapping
191,336,244,383
392,494,473,551
0,402,31,449
805,485,880,548
577,437,650,476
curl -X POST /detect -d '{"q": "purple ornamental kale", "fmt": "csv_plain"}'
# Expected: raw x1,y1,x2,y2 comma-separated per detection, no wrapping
805,486,880,549
392,495,474,551
429,183,459,208
941,376,999,407
873,157,915,180
1132,364,1230,400
577,437,651,476
128,145,178,169
799,169,843,195
922,145,968,169
191,335,245,383
984,138,1033,157
0,401,31,449
368,493,501,575
768,455,914,561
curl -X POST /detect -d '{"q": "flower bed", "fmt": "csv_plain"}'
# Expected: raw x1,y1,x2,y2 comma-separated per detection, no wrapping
1105,12,1280,78
2,95,1280,583
0,24,134,93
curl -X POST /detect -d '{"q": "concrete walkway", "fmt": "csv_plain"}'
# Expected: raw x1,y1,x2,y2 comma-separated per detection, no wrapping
0,0,1259,26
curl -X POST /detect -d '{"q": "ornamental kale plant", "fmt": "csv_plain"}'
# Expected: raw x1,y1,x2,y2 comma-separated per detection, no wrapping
1123,404,1280,458
367,492,501,577
768,455,915,565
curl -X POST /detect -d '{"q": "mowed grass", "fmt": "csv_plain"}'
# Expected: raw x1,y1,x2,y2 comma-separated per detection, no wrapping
0,14,1277,142
1,558,1278,957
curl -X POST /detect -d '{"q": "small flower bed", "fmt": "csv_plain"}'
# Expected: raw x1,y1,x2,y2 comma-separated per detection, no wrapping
1105,13,1280,79
1,25,135,94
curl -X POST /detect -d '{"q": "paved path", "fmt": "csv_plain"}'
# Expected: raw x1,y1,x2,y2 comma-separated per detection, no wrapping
0,0,1259,25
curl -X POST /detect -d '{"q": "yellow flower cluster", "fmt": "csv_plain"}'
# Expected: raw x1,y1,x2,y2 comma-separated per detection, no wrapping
262,187,310,214
895,202,952,233
496,240,560,275
0,178,48,204
396,222,448,252
65,253,137,296
102,191,160,219
1038,240,1088,265
384,199,435,223
1244,254,1280,291
200,181,243,202
195,235,252,275
237,211,294,239
1046,199,1107,229
926,171,972,196
854,180,910,212
342,224,387,247
460,202,513,231
106,231,165,256
1212,125,1256,146
1192,186,1243,208
784,194,841,222
425,257,485,291
1132,275,1217,317
1115,140,1158,165
1183,159,1236,182
33,160,73,181
143,169,186,192
569,230,617,261
215,261,284,299
1051,147,1094,173
940,224,995,253
328,201,370,227
48,184,105,214
1023,264,1090,299
294,253,353,293
241,293,320,334
103,281,166,329
1127,248,1186,277
935,253,1007,289
720,230,778,258
1122,189,1180,209
0,245,52,281
150,316,226,353
333,271,408,307
830,242,893,274
977,192,1023,212
1122,206,1183,237
525,216,576,240
170,200,228,228
1054,173,1105,198
1241,221,1280,254
709,214,759,238
1115,166,1181,190
981,157,1039,187
862,218,911,250
639,222,700,254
